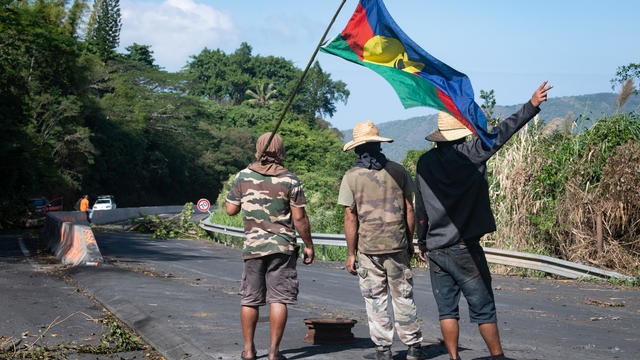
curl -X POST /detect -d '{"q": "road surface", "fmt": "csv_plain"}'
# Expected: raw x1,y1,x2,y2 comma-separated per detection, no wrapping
3,230,639,359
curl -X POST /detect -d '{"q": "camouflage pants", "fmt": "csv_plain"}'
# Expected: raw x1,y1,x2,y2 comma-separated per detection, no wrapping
357,251,422,346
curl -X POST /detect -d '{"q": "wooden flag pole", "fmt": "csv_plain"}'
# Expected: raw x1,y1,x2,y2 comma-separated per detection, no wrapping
257,0,347,160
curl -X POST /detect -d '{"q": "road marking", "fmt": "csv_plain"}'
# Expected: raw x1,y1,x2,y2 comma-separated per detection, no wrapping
18,237,31,257
164,262,238,282
18,237,42,272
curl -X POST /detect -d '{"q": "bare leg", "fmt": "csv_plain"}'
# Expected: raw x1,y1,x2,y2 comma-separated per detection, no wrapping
440,319,459,359
268,303,287,360
478,322,503,356
241,306,258,358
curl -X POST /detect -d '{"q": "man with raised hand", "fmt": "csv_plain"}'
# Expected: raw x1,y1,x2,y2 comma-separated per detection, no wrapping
338,121,426,360
226,132,314,360
414,82,553,360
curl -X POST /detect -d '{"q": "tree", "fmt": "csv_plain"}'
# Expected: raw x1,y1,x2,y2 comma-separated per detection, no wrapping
295,61,349,119
611,62,639,95
245,81,277,107
63,0,89,38
226,42,254,104
87,0,122,61
185,45,349,113
480,89,500,127
184,48,232,102
0,1,96,220
124,43,157,68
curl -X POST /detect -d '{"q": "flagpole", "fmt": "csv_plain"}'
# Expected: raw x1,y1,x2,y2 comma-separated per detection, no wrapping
257,0,348,160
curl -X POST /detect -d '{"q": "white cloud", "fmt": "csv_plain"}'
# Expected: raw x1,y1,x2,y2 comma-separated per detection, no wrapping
119,0,237,71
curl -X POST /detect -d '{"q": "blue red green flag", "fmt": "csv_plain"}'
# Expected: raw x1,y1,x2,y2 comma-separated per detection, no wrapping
320,0,497,147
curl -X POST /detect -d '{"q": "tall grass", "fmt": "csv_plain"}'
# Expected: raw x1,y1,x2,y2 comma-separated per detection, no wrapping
486,112,640,276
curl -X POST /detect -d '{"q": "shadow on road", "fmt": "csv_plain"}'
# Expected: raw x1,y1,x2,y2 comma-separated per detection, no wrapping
95,232,223,263
274,338,480,360
278,337,374,359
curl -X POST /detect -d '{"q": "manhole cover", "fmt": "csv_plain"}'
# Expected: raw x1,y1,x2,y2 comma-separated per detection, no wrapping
303,318,357,344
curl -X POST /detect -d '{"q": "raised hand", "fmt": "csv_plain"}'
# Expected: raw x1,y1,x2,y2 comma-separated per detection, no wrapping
531,81,553,107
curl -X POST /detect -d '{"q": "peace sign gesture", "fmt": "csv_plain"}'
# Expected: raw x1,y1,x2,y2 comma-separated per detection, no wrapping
531,81,553,107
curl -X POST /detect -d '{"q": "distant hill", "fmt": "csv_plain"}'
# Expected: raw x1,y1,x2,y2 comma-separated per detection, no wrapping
342,93,640,161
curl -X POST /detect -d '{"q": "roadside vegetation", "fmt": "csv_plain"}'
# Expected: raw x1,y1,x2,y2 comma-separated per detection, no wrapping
130,203,208,240
0,314,154,360
482,86,640,278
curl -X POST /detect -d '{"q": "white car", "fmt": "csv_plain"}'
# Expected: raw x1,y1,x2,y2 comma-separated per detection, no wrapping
92,197,117,211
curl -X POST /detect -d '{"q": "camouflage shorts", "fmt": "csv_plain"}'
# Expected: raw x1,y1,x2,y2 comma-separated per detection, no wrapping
357,251,422,346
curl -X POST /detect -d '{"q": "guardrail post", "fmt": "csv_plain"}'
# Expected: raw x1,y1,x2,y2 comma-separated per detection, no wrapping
322,245,326,261
596,211,603,257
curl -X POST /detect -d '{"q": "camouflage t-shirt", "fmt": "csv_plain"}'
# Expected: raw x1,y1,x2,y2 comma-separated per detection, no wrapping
226,168,306,259
338,161,415,255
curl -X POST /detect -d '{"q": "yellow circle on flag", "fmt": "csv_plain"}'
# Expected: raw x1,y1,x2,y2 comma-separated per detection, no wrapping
362,36,424,74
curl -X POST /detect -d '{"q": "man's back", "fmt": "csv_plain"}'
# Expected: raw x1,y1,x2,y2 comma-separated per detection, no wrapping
227,168,306,259
416,143,495,250
416,100,541,250
79,198,89,212
339,161,413,254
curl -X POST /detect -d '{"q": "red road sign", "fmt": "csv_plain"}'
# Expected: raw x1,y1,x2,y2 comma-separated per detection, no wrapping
197,198,210,212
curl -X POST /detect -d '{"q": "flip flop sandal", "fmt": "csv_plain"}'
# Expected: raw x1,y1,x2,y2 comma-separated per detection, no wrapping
241,351,256,360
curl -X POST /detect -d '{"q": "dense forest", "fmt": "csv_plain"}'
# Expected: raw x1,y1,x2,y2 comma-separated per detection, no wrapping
0,0,354,225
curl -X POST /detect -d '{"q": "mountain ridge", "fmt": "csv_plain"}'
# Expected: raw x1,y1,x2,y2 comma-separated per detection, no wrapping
341,92,640,161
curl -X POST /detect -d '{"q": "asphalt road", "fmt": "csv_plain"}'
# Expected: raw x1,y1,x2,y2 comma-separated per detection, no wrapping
73,232,640,359
0,231,157,359
3,230,639,359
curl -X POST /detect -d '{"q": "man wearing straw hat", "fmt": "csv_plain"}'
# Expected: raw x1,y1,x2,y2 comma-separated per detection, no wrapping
338,121,426,360
414,82,553,360
226,132,314,360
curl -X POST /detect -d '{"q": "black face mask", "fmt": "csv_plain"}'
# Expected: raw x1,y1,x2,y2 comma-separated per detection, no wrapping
354,142,387,170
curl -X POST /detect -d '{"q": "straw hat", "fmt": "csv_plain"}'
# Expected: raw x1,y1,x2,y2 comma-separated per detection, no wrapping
343,120,393,151
426,112,473,142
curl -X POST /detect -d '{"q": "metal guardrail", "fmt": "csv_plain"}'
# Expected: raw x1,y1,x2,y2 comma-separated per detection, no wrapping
199,218,634,281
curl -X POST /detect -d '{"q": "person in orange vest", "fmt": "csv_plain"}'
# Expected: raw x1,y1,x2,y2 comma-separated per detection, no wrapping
79,195,89,211
79,195,91,222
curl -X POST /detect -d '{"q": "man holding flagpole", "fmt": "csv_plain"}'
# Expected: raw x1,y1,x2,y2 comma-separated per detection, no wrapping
226,133,314,360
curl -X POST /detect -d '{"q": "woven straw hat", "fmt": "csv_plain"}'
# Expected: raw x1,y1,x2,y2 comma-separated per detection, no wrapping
343,120,393,151
426,112,474,142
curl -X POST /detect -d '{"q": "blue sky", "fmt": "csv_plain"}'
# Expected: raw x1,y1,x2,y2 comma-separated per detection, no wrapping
119,0,640,130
